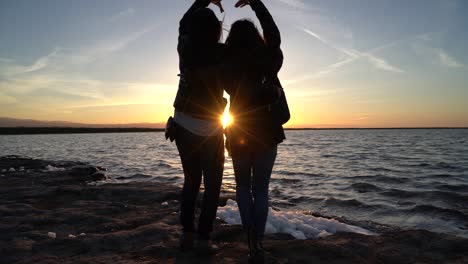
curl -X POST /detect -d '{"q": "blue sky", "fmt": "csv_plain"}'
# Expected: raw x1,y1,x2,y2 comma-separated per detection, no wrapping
0,0,467,127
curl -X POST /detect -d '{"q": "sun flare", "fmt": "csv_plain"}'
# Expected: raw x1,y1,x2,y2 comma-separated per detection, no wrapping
221,112,233,128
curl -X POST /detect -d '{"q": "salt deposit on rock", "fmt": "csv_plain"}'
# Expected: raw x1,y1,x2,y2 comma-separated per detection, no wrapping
8,168,15,172
79,233,86,236
45,165,66,172
19,166,25,171
68,234,76,238
48,232,56,239
161,201,169,206
217,199,376,239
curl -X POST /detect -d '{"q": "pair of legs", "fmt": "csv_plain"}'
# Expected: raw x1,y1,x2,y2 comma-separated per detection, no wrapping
176,125,224,239
233,145,277,241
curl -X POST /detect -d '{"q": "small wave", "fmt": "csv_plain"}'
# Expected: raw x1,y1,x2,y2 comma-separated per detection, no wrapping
369,167,394,172
159,176,180,182
406,205,468,222
289,196,323,204
409,162,463,171
271,187,283,196
382,189,468,206
275,170,324,178
349,182,382,193
381,189,417,198
434,184,468,193
116,173,153,180
325,198,364,207
352,175,410,184
428,174,455,179
272,178,302,184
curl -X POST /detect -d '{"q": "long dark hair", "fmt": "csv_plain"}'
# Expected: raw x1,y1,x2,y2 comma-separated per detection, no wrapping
225,19,265,52
189,8,222,48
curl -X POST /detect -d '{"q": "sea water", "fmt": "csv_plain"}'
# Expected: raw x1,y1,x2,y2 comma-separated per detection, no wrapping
1,129,467,237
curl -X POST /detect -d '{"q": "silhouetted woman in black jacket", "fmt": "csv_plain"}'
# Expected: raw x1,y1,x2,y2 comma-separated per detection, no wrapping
173,0,226,252
224,0,286,262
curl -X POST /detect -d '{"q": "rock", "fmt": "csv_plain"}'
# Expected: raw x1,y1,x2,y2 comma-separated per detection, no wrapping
89,171,108,181
48,232,56,239
161,202,169,206
9,167,15,172
44,165,66,171
96,166,107,171
79,233,86,236
68,234,76,238
70,165,99,175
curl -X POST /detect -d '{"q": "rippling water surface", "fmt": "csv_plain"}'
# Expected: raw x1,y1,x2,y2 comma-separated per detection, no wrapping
1,129,467,237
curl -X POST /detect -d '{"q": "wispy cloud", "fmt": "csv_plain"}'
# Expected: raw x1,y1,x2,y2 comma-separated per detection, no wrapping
108,8,136,23
433,48,464,68
78,24,159,63
275,0,307,9
412,34,464,69
0,49,59,77
21,49,60,74
356,115,370,121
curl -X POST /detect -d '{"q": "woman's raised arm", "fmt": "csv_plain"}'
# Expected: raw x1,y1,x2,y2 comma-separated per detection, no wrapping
249,0,281,48
179,0,212,36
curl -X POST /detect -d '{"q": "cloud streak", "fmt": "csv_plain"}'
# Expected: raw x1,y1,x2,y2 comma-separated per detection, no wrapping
108,8,136,22
287,27,404,84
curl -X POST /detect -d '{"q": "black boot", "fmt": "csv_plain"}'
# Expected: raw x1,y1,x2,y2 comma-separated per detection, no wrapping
179,231,194,252
247,228,265,264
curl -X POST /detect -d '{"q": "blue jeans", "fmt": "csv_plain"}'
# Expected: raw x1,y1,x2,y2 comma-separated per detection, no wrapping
233,145,277,241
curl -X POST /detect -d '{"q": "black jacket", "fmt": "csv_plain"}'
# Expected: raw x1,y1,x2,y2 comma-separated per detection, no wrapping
224,0,286,155
173,0,226,120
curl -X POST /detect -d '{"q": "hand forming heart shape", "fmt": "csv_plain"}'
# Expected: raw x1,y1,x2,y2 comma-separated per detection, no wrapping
211,0,252,13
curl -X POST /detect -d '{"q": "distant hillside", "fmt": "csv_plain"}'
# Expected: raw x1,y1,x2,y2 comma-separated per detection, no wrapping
0,117,165,129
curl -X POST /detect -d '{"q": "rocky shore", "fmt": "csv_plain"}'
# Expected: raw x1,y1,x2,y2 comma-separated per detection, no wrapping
1,156,467,264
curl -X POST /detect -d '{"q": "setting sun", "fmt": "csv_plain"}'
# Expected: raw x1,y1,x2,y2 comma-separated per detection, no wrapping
221,111,233,128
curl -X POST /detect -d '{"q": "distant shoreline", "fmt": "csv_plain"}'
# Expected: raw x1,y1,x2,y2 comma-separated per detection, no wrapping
0,127,165,135
0,127,466,135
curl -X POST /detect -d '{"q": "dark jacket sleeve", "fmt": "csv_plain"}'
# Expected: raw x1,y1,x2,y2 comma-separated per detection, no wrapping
250,0,281,48
179,0,211,36
250,0,283,74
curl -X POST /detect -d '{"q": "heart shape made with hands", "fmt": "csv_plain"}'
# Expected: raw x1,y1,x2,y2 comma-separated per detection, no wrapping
211,0,251,13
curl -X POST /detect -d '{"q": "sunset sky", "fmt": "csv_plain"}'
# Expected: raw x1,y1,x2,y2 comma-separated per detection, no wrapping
1,0,467,127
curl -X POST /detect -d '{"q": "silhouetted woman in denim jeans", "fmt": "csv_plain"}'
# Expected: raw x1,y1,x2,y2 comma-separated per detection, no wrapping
224,0,286,262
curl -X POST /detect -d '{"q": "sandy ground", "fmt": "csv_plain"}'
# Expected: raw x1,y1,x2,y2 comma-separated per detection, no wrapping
1,156,467,264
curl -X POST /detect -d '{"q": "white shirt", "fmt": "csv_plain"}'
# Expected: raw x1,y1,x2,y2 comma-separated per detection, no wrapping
174,111,222,137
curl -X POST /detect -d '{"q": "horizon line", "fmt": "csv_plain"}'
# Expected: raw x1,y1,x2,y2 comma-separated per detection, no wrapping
1,127,467,136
